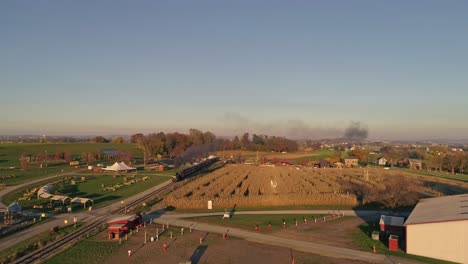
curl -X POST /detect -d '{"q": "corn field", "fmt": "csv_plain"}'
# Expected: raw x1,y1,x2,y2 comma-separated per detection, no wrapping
165,164,468,209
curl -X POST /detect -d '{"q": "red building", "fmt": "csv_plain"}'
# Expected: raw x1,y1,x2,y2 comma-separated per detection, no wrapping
107,214,142,240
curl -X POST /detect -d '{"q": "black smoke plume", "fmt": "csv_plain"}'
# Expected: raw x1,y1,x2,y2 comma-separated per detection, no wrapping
343,122,368,141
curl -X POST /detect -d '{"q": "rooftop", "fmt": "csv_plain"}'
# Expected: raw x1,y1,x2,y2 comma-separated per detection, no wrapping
107,214,139,224
405,194,468,225
380,215,405,227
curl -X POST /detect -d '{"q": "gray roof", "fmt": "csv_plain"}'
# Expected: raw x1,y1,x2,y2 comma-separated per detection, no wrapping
380,215,405,227
405,194,468,225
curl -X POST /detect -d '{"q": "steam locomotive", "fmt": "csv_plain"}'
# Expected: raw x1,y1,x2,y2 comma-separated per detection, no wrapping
172,156,220,182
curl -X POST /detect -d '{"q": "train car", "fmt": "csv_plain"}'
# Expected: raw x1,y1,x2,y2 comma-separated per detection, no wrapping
172,156,219,182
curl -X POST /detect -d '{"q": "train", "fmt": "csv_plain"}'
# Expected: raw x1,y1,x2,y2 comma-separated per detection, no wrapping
172,155,220,182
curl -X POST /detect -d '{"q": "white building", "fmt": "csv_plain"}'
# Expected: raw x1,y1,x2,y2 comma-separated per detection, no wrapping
376,157,387,166
405,194,468,263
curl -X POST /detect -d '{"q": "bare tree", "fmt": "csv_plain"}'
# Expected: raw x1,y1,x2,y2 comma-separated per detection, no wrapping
87,152,95,164
20,153,29,171
64,150,72,163
458,152,466,174
380,175,420,208
445,152,459,174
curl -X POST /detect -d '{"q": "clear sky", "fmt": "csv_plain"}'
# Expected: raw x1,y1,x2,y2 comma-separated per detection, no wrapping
1,1,467,140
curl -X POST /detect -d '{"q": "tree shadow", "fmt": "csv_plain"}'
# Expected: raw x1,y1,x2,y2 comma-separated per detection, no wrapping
190,245,208,264
93,195,121,204
47,162,67,167
84,193,102,199
141,208,168,223
424,180,468,195
229,204,237,218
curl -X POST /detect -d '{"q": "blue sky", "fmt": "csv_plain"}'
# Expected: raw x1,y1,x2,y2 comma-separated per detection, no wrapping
1,1,467,140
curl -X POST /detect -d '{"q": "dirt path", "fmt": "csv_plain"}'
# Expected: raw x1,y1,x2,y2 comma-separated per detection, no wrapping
273,216,366,250
153,217,386,263
103,228,369,264
151,211,422,264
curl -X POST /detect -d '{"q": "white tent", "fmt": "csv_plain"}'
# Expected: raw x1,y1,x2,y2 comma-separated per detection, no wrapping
104,162,136,171
38,184,54,199
118,162,136,170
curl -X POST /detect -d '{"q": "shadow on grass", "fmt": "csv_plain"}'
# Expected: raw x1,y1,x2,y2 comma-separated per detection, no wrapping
93,195,121,204
424,180,468,194
46,162,67,168
190,245,208,264
84,193,102,199
229,204,237,218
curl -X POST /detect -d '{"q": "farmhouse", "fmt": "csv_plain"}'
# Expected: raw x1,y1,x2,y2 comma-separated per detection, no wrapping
405,194,468,263
376,157,387,166
318,160,330,168
343,158,359,168
409,159,423,170
397,158,423,170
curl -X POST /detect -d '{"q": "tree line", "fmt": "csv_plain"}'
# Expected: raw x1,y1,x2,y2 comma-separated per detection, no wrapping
379,145,467,174
129,130,299,165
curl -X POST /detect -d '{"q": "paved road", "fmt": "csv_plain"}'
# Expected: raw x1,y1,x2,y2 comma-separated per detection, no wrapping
0,179,173,251
151,211,420,264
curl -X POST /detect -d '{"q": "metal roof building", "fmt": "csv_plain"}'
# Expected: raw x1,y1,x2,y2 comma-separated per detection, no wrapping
405,194,468,263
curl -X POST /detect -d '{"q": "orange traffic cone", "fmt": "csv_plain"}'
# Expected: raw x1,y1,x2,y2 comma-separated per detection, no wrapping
291,257,295,264
373,246,376,253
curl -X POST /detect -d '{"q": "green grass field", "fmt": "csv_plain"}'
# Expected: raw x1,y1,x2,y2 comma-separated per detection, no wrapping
0,143,141,167
3,174,171,211
0,164,76,186
189,214,329,231
44,240,121,264
174,205,354,213
0,223,84,264
394,167,468,182
294,149,333,162
0,143,142,186
353,221,456,264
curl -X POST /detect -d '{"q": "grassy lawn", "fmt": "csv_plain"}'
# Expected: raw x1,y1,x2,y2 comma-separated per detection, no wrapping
353,221,456,264
0,143,142,185
3,174,171,213
189,214,330,231
394,167,468,183
0,163,77,186
0,143,141,167
174,204,354,213
44,239,121,264
295,149,333,161
0,223,84,263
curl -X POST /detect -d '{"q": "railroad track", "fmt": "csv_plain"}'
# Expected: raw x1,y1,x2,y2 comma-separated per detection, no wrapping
13,181,177,264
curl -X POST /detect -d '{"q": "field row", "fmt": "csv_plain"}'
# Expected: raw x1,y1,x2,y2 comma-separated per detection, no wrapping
166,165,468,209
